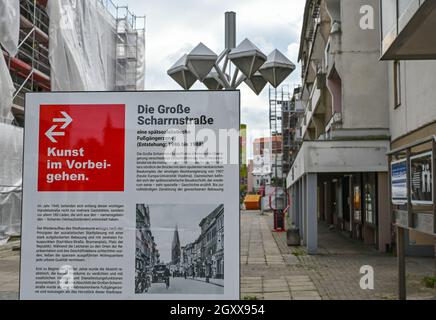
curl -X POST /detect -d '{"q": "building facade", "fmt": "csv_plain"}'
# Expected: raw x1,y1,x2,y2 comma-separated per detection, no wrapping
252,136,283,193
181,205,224,279
287,0,391,254
380,0,436,258
253,136,282,157
135,204,159,289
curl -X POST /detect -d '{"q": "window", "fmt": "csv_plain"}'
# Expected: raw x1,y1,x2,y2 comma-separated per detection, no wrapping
325,42,330,69
381,0,398,40
398,0,414,19
394,61,401,108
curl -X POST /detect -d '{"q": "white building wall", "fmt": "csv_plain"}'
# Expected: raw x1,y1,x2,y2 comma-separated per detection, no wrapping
334,0,389,131
389,60,436,141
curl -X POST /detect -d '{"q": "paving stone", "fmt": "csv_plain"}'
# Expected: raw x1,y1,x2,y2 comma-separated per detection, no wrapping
288,281,315,287
290,285,317,291
263,280,289,289
241,276,262,281
263,286,289,293
240,211,321,300
263,279,285,284
292,292,322,301
286,275,311,280
293,296,322,301
241,293,264,300
0,292,18,300
263,292,291,300
265,214,436,300
241,287,263,294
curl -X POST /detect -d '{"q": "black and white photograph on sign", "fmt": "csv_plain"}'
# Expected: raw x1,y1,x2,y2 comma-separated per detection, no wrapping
135,204,224,295
410,152,433,205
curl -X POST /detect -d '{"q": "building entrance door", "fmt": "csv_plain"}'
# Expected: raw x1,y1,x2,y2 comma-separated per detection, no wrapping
331,180,338,226
342,177,351,233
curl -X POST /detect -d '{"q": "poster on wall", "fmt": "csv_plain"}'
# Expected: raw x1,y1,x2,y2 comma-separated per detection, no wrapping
410,151,433,205
391,159,407,205
353,186,361,221
20,91,240,300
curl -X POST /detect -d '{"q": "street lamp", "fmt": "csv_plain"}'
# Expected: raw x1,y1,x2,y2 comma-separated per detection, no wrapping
167,12,295,95
167,54,197,90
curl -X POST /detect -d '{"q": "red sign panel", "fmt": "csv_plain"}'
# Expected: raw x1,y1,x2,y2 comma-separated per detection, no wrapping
38,104,125,192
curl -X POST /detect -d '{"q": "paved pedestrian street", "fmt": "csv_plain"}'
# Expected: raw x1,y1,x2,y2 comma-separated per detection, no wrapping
241,211,435,300
0,241,20,300
241,211,321,300
1,212,435,300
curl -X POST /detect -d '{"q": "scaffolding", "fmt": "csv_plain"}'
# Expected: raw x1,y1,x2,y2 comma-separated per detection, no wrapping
99,1,146,91
0,0,145,239
267,85,304,216
269,85,292,182
282,86,304,176
1,0,146,125
2,0,50,125
116,6,145,91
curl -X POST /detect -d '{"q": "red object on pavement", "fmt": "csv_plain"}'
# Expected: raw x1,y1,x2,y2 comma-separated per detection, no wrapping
268,187,286,233
259,185,265,197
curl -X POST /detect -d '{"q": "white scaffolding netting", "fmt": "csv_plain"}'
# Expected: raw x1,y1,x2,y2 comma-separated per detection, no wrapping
47,0,117,91
0,0,19,119
0,1,20,241
0,0,145,240
136,30,145,90
0,53,15,120
0,0,19,56
47,0,145,91
0,123,23,239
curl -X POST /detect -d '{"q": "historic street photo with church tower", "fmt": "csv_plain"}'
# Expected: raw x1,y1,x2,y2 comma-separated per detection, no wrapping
135,204,225,295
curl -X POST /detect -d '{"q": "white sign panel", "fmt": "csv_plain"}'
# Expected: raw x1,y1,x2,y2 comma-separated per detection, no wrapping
20,91,240,300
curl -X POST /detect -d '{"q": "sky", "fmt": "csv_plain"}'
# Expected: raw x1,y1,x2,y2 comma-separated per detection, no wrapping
146,204,219,263
126,0,306,159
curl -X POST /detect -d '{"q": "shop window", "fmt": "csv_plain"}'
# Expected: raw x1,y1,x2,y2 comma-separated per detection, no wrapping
353,174,362,222
364,173,377,225
354,186,362,221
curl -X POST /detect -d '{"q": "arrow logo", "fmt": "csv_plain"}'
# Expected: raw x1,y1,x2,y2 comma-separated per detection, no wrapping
53,111,73,129
45,111,73,143
45,125,66,143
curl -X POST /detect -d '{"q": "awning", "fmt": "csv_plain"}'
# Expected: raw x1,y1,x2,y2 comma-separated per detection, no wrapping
287,140,390,188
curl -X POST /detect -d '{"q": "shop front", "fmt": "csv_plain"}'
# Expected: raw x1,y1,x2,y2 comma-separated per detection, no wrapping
317,172,383,249
287,140,391,254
